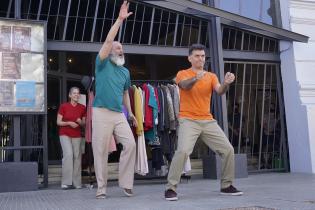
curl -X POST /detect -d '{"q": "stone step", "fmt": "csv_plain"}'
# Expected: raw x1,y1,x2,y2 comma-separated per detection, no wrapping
46,159,203,184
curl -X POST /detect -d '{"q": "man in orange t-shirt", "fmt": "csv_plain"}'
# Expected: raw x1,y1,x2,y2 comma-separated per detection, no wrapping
164,44,243,201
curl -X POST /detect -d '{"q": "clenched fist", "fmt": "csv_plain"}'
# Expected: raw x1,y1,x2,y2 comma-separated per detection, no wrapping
224,72,235,85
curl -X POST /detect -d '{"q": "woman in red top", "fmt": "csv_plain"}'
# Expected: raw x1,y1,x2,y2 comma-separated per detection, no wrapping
57,87,86,189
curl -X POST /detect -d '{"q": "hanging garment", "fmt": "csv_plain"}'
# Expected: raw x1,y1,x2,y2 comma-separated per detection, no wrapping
168,84,180,124
132,85,148,175
161,85,176,130
157,87,165,132
133,85,144,136
135,133,149,176
142,83,153,131
128,87,137,138
154,87,160,112
144,84,160,145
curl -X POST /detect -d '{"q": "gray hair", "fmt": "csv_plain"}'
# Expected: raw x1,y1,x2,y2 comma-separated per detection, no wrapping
69,87,80,95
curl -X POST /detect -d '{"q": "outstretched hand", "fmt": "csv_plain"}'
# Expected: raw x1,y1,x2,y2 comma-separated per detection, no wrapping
118,1,133,21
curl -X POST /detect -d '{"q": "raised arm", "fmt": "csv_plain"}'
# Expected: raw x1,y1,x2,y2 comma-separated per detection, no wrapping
98,1,133,61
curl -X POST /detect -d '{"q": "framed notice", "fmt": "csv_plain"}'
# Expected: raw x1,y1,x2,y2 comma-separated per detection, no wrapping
0,18,46,114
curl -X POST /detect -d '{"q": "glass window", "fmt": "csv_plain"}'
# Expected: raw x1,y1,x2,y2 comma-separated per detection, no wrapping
242,33,250,50
240,0,261,21
47,51,59,71
66,52,96,75
249,35,256,51
47,16,57,40
219,0,240,14
58,1,68,16
74,17,85,41
65,17,76,40
190,23,199,45
69,0,80,17
97,0,107,18
82,18,94,41
87,0,97,17
222,27,229,49
228,29,236,49
261,0,275,25
166,23,175,46
200,22,208,47
131,21,142,44
175,15,184,46
122,19,134,44
0,0,11,17
40,0,51,15
235,30,243,50
77,0,88,17
49,0,60,16
53,16,66,40
256,36,263,52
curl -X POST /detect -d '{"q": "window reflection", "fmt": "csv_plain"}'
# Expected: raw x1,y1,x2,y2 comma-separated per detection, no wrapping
218,0,279,26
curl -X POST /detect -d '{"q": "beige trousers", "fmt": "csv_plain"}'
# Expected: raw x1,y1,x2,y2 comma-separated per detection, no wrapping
92,107,136,195
59,136,82,187
167,119,235,191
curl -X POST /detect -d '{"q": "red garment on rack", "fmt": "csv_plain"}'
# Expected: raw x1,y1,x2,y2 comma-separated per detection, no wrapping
142,83,153,131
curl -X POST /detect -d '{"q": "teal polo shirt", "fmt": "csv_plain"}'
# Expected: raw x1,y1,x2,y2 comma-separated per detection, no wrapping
93,55,131,112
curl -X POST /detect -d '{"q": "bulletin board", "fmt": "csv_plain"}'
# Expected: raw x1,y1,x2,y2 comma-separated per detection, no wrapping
0,18,46,114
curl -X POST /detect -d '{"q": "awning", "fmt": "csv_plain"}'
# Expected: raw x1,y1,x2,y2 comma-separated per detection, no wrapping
137,0,308,43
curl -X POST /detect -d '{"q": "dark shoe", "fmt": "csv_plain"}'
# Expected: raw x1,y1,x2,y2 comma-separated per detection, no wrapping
220,185,243,196
164,189,178,201
123,188,133,197
61,185,74,190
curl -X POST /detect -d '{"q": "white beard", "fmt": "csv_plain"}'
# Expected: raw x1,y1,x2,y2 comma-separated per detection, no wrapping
110,54,125,66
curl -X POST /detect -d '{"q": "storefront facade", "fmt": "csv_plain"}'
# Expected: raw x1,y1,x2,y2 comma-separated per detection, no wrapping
0,0,313,186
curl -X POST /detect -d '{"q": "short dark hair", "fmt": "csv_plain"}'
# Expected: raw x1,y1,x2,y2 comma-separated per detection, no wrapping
189,44,206,55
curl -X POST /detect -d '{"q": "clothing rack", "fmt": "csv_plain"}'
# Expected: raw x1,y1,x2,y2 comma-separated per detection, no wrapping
131,79,174,85
130,79,191,182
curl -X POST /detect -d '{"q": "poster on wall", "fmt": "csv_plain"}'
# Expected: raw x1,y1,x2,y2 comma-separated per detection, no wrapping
16,81,36,107
0,19,46,114
0,25,11,51
1,53,21,79
0,81,14,106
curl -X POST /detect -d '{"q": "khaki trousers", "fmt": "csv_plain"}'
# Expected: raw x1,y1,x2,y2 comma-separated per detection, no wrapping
92,107,136,195
167,118,235,191
59,136,82,187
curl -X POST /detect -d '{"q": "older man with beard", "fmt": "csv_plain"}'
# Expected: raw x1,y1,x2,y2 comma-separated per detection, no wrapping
92,1,137,199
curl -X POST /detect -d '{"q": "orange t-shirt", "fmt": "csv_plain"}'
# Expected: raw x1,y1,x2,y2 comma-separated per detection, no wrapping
175,68,219,120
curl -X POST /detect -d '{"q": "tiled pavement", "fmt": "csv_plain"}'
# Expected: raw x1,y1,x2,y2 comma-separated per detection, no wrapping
0,173,315,210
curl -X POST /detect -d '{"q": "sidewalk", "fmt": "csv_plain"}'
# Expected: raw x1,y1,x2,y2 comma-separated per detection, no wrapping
0,173,315,210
